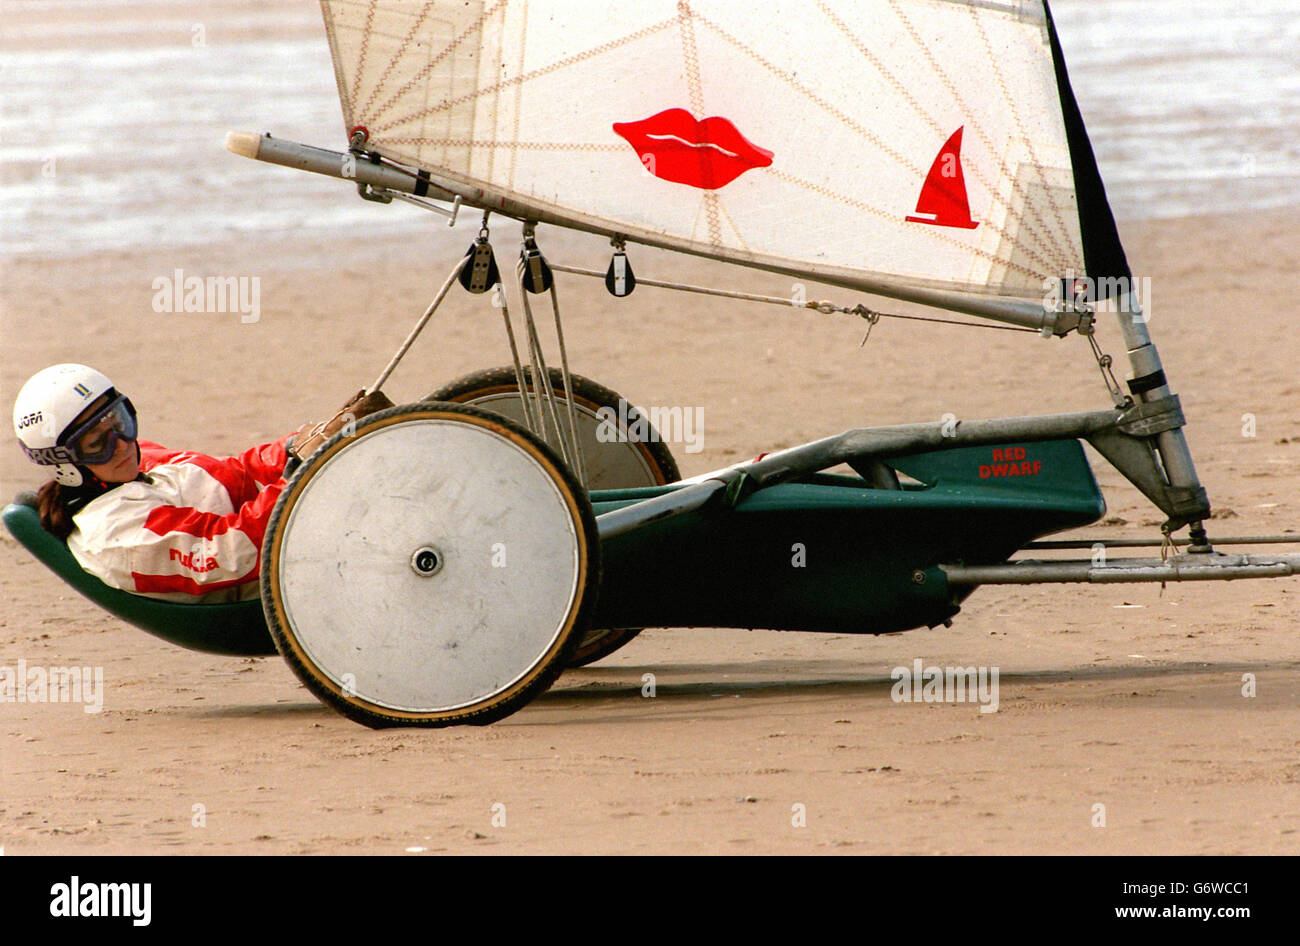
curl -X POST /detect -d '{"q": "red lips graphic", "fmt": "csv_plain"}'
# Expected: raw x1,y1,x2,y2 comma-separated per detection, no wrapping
613,108,773,190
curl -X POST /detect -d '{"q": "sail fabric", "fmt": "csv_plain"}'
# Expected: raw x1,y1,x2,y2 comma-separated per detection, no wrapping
320,0,1127,305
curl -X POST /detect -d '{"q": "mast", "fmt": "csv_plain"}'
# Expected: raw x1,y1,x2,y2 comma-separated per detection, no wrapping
1042,1,1211,538
1114,293,1211,540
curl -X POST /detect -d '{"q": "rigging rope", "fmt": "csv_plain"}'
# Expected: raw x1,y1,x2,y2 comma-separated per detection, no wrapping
496,282,543,434
515,258,580,474
546,262,1037,337
545,277,587,486
368,253,469,394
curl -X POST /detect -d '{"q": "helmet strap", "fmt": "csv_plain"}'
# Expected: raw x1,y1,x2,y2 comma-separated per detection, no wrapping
53,463,83,487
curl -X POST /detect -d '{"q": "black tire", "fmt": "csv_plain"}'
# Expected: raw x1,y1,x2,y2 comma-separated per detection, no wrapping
261,401,601,728
428,366,681,667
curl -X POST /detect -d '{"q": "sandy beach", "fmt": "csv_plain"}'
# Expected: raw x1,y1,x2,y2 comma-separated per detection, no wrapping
3,203,1299,855
2,1,1299,856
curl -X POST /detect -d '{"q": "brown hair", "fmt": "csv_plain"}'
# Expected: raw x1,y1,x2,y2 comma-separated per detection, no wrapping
37,479,76,539
36,476,118,540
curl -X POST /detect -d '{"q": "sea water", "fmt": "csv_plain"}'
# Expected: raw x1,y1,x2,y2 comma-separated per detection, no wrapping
1,0,1297,259
1052,0,1300,221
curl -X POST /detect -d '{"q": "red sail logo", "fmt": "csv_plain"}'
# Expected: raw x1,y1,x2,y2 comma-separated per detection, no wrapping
613,108,773,190
906,126,979,230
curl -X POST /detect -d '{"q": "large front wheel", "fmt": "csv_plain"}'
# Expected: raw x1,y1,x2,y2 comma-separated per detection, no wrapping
261,402,600,728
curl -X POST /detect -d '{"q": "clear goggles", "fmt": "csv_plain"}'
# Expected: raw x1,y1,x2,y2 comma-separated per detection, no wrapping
60,395,137,465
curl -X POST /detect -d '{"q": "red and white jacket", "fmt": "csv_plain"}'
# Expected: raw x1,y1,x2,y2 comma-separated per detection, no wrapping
67,438,291,603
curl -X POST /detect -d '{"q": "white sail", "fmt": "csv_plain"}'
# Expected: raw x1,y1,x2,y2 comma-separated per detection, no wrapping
320,0,1123,310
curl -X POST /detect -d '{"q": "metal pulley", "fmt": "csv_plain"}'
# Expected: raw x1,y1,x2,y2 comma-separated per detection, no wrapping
459,230,500,294
519,235,553,294
604,245,635,297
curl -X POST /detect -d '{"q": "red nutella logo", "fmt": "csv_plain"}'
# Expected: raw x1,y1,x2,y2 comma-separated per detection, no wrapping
170,548,219,573
980,446,1042,479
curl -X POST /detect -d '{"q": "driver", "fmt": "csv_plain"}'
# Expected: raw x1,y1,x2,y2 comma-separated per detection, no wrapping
12,363,388,603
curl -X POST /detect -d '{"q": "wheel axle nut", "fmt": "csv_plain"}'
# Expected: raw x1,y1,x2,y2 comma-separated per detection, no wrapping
411,546,443,576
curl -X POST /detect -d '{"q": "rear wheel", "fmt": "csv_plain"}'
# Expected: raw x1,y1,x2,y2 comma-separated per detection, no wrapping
428,367,679,666
261,402,599,727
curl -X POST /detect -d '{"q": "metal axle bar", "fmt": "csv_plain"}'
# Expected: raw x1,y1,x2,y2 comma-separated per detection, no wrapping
942,553,1300,585
1025,534,1300,550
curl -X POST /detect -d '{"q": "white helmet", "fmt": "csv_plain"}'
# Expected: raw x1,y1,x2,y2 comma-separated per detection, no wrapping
13,364,136,487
